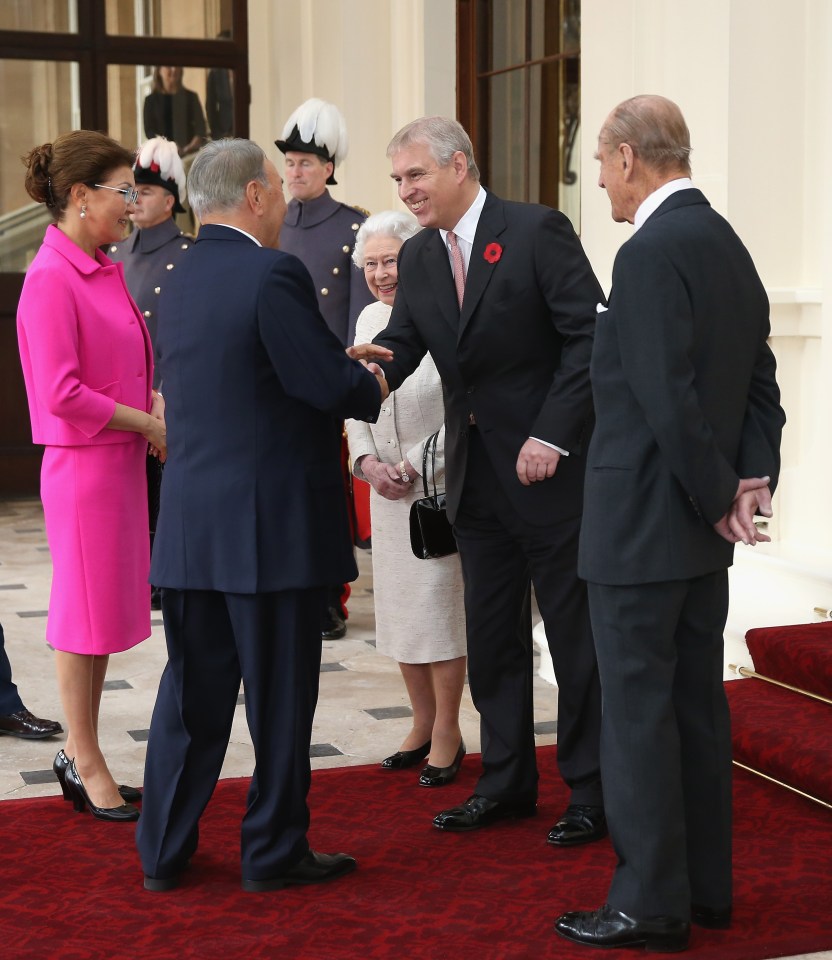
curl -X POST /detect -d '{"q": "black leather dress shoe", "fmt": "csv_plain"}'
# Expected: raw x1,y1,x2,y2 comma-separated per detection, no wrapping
321,607,347,641
691,902,732,929
433,794,536,832
380,739,431,770
547,803,608,846
555,904,690,952
241,849,356,892
144,863,189,892
419,741,465,787
150,586,162,611
0,709,62,740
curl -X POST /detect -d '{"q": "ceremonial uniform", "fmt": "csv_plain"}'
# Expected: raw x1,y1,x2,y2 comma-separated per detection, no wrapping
275,97,374,638
280,191,374,348
108,220,193,388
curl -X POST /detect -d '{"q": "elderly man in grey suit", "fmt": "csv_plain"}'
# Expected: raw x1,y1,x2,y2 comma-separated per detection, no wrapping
555,95,785,952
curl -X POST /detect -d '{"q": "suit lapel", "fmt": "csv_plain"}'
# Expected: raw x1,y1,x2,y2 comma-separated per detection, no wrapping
459,193,507,340
420,229,460,335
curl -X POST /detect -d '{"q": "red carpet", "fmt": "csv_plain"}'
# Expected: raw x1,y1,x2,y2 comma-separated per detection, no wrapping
1,746,830,960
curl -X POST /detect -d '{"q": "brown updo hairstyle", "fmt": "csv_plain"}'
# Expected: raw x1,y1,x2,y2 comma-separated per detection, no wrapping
23,130,135,222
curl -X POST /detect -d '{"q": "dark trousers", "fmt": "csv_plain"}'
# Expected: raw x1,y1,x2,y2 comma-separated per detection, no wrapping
589,571,732,920
452,430,602,806
136,586,324,881
0,623,25,716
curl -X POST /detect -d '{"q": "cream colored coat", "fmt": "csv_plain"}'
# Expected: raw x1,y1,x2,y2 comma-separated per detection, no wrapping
346,300,466,663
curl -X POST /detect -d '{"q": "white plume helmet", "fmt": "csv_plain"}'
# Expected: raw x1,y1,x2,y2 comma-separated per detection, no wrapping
277,98,349,167
135,136,187,209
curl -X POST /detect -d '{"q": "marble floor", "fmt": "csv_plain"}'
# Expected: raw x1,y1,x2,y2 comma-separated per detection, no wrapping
0,496,558,802
0,497,828,960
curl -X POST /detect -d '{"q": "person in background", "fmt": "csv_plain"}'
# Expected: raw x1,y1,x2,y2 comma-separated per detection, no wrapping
0,621,62,740
143,66,207,159
346,211,467,787
136,138,386,893
17,130,165,823
554,95,785,952
206,32,234,141
108,136,193,610
275,97,375,642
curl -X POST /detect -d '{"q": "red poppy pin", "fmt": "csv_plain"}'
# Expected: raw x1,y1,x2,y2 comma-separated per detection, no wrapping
483,242,503,264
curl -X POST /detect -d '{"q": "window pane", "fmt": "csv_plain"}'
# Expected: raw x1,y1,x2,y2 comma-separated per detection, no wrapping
0,0,77,32
487,69,527,201
106,0,234,40
0,59,79,272
491,0,527,70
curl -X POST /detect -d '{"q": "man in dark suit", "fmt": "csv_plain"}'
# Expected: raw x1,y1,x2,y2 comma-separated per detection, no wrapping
357,116,606,843
0,621,62,739
136,138,387,893
555,96,785,952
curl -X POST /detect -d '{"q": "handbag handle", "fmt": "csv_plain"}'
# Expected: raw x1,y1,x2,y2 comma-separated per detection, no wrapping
420,430,441,502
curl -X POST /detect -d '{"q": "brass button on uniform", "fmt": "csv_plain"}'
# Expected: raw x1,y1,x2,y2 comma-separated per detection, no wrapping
351,223,359,230
166,263,174,270
321,287,329,296
342,245,350,253
143,310,152,318
332,267,339,275
154,287,161,294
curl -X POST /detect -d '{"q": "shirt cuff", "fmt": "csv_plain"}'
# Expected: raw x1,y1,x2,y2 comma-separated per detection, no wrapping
530,436,569,457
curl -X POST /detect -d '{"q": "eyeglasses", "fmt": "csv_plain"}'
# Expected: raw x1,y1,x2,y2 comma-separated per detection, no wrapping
93,183,140,205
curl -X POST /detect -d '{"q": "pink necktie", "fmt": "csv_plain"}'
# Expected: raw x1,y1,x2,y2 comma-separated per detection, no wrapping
447,231,466,309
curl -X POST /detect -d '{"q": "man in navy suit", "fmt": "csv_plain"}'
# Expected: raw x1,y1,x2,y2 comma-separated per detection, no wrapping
555,96,785,951
355,117,606,844
136,138,387,893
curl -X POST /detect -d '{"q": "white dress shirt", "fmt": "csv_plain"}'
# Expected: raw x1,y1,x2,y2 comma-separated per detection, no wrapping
634,177,694,231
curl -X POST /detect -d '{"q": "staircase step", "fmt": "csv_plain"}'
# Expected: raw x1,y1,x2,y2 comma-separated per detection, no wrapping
744,621,832,700
726,679,832,806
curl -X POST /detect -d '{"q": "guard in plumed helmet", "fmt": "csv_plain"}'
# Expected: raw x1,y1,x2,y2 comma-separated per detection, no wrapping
109,136,193,378
109,136,193,610
276,99,375,642
276,98,374,349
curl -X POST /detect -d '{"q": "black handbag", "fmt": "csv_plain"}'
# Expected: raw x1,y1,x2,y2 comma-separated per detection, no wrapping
408,430,458,560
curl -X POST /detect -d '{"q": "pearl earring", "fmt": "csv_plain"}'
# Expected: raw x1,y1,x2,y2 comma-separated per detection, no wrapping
80,205,87,220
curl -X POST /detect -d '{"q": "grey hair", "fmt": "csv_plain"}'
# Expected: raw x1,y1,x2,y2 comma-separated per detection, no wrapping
352,211,422,268
186,138,270,220
601,95,692,176
387,116,480,180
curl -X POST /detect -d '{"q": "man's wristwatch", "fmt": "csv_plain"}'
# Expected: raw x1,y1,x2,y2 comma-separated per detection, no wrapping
398,460,411,484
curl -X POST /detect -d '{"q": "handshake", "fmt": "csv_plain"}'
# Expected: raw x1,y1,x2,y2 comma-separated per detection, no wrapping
346,342,394,402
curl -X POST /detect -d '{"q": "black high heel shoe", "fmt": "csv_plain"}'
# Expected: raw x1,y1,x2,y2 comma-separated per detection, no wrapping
380,739,431,770
418,741,466,787
54,750,142,804
53,749,72,801
63,759,140,822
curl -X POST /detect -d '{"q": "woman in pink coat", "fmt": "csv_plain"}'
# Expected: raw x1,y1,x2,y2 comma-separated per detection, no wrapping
17,131,167,822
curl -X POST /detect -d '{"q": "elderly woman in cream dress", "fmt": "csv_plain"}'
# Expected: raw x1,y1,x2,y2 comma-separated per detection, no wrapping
346,211,467,787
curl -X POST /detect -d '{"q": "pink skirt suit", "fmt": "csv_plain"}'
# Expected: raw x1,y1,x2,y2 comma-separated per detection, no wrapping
17,225,154,655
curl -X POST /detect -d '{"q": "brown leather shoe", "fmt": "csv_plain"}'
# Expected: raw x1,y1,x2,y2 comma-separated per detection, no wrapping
0,709,62,740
